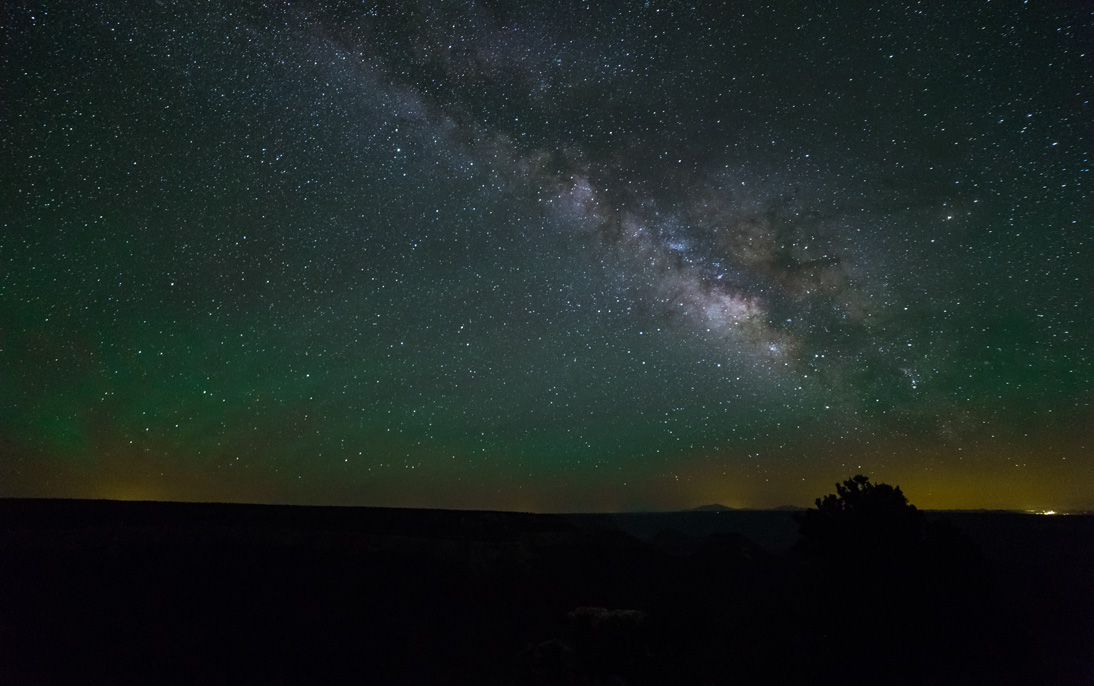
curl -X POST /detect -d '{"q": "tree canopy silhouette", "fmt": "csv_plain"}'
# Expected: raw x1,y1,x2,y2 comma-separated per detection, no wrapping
794,475,923,565
790,476,1038,685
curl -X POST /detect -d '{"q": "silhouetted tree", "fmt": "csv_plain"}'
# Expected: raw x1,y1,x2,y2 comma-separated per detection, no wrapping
794,474,923,567
791,476,929,684
791,476,1037,685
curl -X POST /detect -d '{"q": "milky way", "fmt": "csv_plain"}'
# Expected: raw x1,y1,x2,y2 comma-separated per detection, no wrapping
2,0,1091,510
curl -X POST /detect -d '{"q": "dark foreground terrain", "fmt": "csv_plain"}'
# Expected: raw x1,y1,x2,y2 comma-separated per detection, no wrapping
0,499,1091,685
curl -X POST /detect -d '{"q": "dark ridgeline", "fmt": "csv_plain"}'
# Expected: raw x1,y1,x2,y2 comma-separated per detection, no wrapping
0,483,1090,685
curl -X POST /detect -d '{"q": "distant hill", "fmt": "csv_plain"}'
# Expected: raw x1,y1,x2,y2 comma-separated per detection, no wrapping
688,504,805,513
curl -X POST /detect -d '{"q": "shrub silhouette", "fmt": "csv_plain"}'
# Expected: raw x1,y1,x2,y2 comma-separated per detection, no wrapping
790,475,1038,685
790,476,928,683
794,474,923,568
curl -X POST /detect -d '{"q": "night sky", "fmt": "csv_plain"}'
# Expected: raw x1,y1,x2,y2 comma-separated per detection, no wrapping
3,1,1091,512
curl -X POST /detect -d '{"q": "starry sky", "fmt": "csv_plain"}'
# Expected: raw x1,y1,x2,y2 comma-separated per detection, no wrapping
2,0,1091,512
